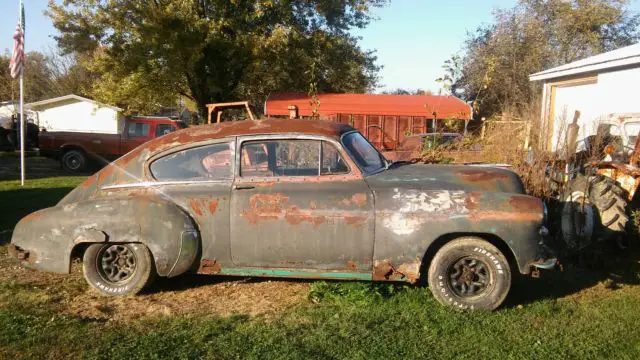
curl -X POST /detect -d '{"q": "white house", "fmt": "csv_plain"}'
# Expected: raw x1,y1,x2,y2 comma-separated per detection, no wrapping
530,43,640,151
27,94,123,134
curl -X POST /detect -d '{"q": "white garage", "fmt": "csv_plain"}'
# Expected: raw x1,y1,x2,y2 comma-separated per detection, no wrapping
530,43,640,151
27,94,123,134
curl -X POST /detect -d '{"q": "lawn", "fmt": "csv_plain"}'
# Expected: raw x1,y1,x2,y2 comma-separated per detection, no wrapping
1,171,640,359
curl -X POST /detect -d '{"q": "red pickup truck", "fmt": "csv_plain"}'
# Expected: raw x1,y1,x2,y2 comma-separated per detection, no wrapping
39,116,186,171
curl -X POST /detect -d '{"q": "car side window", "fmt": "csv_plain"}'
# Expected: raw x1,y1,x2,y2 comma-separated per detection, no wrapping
241,140,321,177
155,124,174,137
128,122,150,137
321,142,349,175
150,142,232,181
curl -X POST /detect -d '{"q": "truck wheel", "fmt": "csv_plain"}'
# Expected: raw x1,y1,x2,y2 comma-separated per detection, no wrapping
82,243,156,296
561,174,628,249
61,150,86,172
428,237,511,311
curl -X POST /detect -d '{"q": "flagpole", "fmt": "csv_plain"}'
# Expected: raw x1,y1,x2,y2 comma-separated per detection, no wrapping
19,0,24,186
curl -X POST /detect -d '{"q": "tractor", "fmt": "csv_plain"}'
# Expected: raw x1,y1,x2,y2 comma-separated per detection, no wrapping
548,113,640,250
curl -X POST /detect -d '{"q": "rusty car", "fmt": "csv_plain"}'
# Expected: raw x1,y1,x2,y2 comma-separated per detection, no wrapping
9,119,556,310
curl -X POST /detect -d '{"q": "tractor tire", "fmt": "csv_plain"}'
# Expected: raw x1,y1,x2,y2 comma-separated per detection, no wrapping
561,174,628,250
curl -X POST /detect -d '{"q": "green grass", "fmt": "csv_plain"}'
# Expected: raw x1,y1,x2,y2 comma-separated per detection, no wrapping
1,281,640,359
1,175,640,359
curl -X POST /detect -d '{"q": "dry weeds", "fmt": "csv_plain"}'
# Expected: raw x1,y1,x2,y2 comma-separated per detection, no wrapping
0,246,309,322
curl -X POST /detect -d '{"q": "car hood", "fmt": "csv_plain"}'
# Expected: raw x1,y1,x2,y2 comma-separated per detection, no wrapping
365,164,525,194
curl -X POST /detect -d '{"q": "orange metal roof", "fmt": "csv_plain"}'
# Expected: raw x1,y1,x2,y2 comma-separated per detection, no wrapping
265,92,472,119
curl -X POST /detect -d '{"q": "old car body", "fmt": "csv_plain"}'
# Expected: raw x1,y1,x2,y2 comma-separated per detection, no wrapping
11,119,554,309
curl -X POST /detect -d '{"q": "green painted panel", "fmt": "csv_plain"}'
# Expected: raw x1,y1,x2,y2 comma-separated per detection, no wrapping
218,267,373,281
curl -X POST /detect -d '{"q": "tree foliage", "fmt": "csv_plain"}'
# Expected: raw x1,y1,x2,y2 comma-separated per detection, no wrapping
47,0,386,115
0,50,91,104
454,0,640,118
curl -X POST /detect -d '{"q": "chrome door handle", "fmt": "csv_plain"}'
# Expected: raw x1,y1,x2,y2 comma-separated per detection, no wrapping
234,185,255,190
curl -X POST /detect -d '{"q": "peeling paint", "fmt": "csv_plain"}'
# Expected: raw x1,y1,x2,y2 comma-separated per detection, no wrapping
383,189,469,235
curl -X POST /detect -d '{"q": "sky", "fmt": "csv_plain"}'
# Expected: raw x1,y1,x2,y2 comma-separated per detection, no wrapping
1,0,640,93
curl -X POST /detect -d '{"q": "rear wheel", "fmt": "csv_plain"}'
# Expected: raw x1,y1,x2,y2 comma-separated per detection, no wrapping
428,237,511,310
61,149,87,172
82,243,156,296
561,174,628,249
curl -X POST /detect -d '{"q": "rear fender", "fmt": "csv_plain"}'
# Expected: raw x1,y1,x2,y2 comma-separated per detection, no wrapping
10,197,199,277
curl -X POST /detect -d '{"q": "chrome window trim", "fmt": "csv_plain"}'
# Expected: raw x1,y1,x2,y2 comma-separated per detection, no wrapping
101,179,230,190
340,130,387,176
234,134,352,178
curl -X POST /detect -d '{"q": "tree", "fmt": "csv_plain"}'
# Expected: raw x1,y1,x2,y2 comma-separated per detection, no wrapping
381,88,432,95
454,0,640,118
436,54,462,96
47,0,386,115
1,49,95,106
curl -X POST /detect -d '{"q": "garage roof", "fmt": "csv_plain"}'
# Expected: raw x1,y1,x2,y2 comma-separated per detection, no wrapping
530,43,640,81
27,94,122,111
265,92,472,119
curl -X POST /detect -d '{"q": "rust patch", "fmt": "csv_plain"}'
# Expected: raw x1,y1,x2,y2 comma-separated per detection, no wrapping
344,216,366,228
457,169,509,182
21,211,43,223
242,193,366,227
508,196,543,213
189,199,204,217
469,211,542,222
97,163,117,182
197,259,222,274
208,199,219,214
283,206,326,227
465,191,482,210
351,193,367,207
373,259,394,281
347,260,357,270
373,259,420,283
80,175,97,189
340,193,368,207
242,193,290,224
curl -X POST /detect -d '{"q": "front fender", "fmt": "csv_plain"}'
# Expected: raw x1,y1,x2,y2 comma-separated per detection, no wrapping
373,189,545,278
10,197,199,277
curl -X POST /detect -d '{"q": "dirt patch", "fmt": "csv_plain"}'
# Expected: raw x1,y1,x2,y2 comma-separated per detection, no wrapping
1,245,309,321
68,277,309,321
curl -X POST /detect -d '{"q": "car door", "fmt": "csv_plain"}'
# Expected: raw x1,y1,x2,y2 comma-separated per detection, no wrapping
123,120,152,153
230,135,375,271
147,140,234,266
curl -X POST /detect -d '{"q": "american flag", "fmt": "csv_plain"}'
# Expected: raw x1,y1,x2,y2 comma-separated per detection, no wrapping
9,6,25,79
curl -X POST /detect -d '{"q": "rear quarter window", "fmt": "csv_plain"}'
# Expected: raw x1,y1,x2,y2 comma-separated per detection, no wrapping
150,142,232,181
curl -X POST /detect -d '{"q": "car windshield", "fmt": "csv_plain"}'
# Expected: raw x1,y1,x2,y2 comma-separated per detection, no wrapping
342,132,386,173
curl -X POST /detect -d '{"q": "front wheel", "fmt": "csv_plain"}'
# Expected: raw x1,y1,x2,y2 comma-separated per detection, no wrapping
428,237,511,310
82,243,156,296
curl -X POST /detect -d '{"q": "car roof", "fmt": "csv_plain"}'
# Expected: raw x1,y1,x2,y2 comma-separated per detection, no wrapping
94,118,356,190
146,118,355,152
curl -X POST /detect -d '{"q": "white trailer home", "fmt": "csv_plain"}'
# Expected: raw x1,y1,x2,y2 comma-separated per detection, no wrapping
530,43,640,152
27,94,123,134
